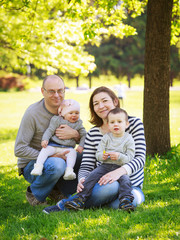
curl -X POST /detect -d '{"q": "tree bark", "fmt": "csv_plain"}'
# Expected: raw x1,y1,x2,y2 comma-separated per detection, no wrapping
143,0,173,155
89,74,92,89
76,76,79,88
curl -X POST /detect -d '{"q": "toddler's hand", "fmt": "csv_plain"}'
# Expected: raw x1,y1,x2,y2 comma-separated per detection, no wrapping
102,153,109,160
108,152,119,161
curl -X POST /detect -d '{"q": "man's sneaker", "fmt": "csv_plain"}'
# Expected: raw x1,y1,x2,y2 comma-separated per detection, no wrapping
119,198,135,212
26,188,47,206
43,205,61,214
64,197,85,210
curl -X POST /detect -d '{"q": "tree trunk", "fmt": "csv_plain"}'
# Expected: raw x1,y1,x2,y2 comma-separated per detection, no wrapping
89,74,92,89
76,76,79,88
127,73,131,88
143,0,173,155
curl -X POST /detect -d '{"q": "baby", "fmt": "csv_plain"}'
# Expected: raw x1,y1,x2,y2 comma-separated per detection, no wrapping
31,99,86,180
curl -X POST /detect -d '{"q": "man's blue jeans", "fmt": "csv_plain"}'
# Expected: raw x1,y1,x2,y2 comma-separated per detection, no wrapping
23,153,82,202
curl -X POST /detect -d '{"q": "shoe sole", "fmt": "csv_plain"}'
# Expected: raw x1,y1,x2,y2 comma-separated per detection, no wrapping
119,205,135,212
42,205,61,214
42,209,50,214
64,202,83,211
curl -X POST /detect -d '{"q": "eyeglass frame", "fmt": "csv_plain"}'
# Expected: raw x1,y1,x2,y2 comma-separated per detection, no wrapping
43,87,65,96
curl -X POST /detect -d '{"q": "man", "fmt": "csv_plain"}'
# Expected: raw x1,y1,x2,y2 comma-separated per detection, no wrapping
15,75,81,206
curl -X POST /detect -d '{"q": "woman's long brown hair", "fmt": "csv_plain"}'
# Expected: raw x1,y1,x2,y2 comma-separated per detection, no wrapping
89,86,120,127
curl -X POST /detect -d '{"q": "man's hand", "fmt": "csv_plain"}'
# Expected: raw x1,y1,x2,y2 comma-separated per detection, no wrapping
50,150,70,161
55,124,80,140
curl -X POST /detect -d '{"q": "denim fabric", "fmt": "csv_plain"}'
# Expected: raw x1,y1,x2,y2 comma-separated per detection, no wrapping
50,182,145,213
78,164,133,203
85,182,145,209
55,152,82,196
23,152,82,202
23,157,66,202
109,186,145,208
56,182,144,210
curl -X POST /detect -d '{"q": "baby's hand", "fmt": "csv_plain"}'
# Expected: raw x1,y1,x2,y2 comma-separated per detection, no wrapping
41,140,48,148
76,145,83,153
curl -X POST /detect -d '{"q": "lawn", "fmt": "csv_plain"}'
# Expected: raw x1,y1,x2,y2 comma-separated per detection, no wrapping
0,86,179,240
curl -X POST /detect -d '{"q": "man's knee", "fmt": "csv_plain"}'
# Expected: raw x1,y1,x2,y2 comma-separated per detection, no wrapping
44,157,66,176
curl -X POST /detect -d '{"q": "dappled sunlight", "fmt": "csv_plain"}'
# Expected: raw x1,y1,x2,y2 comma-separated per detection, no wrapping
0,142,16,165
84,214,110,226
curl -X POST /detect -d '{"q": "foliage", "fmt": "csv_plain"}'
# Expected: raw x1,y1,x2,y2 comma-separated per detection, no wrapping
0,0,179,81
0,0,97,75
145,144,180,183
86,11,180,86
86,12,146,86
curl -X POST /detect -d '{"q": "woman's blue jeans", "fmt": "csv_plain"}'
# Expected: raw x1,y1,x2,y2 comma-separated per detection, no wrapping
84,182,145,209
60,181,145,210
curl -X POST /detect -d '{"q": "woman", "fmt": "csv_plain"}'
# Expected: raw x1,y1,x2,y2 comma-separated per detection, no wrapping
43,87,145,213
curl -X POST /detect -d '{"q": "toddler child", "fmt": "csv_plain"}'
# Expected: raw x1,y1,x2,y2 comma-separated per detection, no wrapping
64,107,135,210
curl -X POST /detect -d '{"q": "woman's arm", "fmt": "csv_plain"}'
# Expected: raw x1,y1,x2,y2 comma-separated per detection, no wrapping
78,127,103,181
123,117,146,175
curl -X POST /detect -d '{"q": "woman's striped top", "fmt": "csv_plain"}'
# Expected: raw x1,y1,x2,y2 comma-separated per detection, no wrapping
78,116,146,188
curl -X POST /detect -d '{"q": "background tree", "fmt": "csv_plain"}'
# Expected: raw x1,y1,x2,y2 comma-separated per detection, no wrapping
0,0,137,77
143,0,173,154
86,13,146,88
170,45,180,86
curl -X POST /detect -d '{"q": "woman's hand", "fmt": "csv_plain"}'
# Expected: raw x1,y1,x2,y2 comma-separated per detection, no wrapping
98,167,127,185
55,124,80,140
77,178,85,193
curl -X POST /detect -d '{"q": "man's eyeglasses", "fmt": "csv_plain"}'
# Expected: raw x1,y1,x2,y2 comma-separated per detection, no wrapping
43,88,65,96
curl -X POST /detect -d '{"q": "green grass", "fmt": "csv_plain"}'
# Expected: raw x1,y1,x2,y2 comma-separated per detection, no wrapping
0,86,180,240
